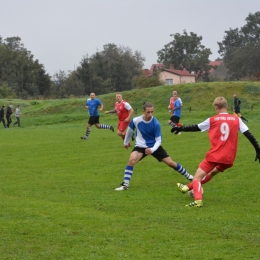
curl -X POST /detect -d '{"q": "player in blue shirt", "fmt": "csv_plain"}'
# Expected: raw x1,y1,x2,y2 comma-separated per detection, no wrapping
80,93,114,140
168,92,182,134
168,91,182,134
115,102,193,191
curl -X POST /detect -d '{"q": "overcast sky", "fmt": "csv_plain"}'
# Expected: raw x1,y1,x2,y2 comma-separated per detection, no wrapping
1,0,259,76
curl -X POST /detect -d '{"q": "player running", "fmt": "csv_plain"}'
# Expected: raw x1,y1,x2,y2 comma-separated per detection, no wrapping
80,93,114,140
105,93,134,146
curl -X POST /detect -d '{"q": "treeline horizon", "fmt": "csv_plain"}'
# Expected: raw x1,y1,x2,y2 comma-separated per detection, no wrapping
0,11,259,99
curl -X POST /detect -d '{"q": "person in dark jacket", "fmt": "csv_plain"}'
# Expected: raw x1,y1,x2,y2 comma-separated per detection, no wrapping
233,93,248,123
6,104,13,128
0,105,7,128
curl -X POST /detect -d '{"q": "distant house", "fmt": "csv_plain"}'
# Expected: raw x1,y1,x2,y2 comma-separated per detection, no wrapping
144,60,228,84
144,64,196,85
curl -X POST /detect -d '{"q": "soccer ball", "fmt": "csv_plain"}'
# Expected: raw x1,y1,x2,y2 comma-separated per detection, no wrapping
188,187,204,198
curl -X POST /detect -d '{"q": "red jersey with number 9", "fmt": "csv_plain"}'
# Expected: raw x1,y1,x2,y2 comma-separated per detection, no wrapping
206,114,240,164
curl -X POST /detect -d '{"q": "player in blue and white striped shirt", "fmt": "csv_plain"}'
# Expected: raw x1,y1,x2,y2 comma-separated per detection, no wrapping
115,102,193,191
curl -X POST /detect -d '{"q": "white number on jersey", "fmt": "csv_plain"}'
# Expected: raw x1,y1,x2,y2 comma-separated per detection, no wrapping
220,122,230,141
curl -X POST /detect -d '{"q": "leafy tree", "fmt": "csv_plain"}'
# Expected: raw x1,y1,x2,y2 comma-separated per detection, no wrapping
0,36,51,98
132,73,164,89
218,11,260,79
0,81,15,98
4,36,26,51
75,44,145,95
65,71,85,97
51,70,68,98
157,30,212,81
51,70,85,98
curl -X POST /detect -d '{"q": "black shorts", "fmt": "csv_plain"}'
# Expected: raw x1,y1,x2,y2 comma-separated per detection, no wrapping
132,146,169,162
234,107,240,113
170,115,180,124
88,116,100,125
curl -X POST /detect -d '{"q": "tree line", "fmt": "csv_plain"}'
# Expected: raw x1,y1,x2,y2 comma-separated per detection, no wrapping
1,11,259,99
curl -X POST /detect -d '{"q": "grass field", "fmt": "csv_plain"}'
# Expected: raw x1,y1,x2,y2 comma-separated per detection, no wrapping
1,82,260,259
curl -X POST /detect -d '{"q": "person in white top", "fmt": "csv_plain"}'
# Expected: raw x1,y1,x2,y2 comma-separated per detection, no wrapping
13,105,21,127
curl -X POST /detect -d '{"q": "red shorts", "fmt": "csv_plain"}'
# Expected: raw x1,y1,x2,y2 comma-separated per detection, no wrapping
118,120,129,132
199,158,233,173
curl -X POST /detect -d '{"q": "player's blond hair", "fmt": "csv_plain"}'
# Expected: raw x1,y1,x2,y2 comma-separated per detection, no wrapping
213,97,228,109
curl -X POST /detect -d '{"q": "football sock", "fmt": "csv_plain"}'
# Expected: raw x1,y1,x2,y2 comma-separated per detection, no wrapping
201,174,212,184
175,163,193,180
100,124,110,129
86,127,91,137
192,180,203,200
187,174,211,190
123,165,133,186
169,122,176,127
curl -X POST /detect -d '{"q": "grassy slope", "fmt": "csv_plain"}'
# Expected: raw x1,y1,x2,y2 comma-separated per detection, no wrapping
1,81,260,128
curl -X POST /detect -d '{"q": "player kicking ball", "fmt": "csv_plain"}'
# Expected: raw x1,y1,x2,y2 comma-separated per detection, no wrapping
171,97,260,208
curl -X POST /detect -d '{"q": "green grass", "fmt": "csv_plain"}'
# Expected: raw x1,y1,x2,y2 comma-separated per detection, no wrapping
1,82,260,259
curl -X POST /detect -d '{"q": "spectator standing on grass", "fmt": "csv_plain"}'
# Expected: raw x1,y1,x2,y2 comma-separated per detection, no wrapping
80,92,114,140
105,93,134,146
6,104,13,128
233,93,248,123
13,105,21,127
171,97,260,208
0,105,7,128
115,102,193,191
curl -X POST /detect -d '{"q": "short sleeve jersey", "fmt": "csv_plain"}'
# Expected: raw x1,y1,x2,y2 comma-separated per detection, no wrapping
198,113,248,164
173,99,181,117
129,115,162,148
86,98,102,116
170,97,182,110
169,97,175,110
115,100,132,121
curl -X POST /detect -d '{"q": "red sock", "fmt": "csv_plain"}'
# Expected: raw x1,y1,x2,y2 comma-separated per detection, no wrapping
176,123,183,127
201,174,212,184
187,174,212,190
187,182,193,190
192,180,203,200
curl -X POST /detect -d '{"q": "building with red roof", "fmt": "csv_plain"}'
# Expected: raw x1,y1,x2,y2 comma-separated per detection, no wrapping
144,64,196,85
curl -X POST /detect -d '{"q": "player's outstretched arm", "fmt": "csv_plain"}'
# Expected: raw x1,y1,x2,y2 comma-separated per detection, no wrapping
243,130,260,163
171,124,200,134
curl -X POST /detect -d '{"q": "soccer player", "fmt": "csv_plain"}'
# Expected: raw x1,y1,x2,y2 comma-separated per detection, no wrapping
233,93,248,123
115,102,193,191
80,93,114,140
105,93,134,145
168,90,183,110
171,97,260,208
168,92,182,131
